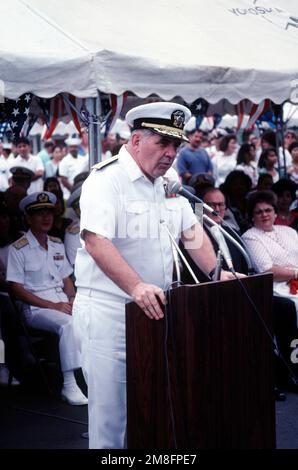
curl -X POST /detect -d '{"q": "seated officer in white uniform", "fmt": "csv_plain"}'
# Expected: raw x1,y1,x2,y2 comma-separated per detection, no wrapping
6,191,87,406
73,102,239,448
64,186,82,268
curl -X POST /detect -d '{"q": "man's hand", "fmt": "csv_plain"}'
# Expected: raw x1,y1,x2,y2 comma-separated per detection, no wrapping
220,270,247,281
54,302,73,315
131,282,166,320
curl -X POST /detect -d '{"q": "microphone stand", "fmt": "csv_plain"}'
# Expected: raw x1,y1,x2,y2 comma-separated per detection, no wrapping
168,181,254,268
213,250,222,281
202,214,255,275
160,220,200,285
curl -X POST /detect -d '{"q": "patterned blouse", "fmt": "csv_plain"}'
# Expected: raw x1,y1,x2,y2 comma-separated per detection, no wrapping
242,225,298,273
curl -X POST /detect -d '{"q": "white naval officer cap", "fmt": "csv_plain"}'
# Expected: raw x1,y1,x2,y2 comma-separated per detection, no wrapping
67,185,82,208
19,191,57,214
2,143,12,150
125,102,191,142
65,137,82,146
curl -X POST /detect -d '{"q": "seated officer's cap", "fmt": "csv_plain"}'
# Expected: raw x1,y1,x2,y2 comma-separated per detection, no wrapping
125,102,191,142
67,185,82,208
19,191,57,214
10,166,34,180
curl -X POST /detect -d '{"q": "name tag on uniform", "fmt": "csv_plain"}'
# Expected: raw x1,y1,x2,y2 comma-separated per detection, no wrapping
53,254,64,261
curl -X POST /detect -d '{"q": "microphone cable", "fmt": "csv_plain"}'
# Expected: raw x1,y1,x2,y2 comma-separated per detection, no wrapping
229,269,298,386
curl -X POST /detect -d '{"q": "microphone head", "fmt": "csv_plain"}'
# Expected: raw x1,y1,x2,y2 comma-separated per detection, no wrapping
166,180,182,195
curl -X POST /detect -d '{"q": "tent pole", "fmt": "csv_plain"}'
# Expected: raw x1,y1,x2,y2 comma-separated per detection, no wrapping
86,94,102,168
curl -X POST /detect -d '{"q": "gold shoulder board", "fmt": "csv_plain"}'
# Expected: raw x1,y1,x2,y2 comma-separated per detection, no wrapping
13,237,29,250
49,235,62,244
92,155,119,170
67,224,80,235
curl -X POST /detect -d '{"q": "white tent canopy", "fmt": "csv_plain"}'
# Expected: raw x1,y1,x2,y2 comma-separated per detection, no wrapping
1,0,298,103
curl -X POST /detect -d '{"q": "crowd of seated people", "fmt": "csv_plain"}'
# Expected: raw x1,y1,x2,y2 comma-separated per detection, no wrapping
1,125,298,405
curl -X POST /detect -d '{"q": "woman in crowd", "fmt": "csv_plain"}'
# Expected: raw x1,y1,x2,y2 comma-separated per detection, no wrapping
243,190,298,315
243,190,298,394
258,148,279,183
212,134,238,187
44,145,63,179
236,143,258,187
287,141,298,185
272,179,298,230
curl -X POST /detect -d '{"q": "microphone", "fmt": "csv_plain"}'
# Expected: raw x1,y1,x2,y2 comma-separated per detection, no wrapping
213,250,222,281
209,225,234,272
166,180,219,216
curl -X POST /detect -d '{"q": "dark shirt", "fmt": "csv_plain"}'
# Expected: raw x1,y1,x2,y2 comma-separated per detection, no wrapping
180,224,248,285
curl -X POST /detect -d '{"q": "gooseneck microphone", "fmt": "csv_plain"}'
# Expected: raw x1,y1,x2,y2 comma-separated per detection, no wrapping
166,180,219,217
209,225,234,272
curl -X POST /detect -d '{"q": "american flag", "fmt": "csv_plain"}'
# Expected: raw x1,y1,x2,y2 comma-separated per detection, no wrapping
40,94,85,140
102,92,128,136
5,93,33,139
190,98,209,129
0,121,8,141
235,99,271,131
39,92,128,140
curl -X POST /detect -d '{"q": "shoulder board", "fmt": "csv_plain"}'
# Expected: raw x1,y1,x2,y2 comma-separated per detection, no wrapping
13,236,29,250
66,223,80,235
49,235,63,244
92,155,119,170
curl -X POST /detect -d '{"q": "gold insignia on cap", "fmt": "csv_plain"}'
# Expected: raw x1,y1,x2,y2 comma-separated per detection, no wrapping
140,122,188,142
171,110,185,129
37,193,49,203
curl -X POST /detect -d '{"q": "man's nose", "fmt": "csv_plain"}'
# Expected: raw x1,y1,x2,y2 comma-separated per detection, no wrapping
164,143,178,158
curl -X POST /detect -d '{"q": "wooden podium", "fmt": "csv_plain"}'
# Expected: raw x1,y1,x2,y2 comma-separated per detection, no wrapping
125,274,275,449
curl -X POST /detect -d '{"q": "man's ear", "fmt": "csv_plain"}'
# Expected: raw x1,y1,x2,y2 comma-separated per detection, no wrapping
131,131,141,151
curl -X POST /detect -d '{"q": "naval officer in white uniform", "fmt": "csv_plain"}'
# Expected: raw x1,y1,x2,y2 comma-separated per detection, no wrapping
6,191,87,406
73,102,237,448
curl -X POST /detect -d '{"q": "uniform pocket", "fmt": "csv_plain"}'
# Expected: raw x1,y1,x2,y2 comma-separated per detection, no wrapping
24,261,43,286
124,200,150,239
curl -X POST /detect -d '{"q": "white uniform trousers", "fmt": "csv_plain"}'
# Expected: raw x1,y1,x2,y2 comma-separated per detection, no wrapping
73,290,127,449
25,288,81,372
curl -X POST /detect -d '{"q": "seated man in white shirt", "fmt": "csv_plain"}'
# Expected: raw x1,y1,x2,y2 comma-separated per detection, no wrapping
11,138,44,194
59,138,89,194
6,191,87,406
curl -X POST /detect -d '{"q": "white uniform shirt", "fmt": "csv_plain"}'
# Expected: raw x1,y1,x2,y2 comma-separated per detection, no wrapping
6,230,73,292
0,159,10,191
11,154,44,194
75,146,197,298
64,221,81,267
59,153,89,185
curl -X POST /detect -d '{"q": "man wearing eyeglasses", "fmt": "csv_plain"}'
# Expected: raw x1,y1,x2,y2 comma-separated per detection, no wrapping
181,188,248,284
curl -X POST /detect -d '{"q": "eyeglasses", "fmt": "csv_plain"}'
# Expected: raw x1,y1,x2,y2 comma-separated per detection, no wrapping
207,202,226,209
253,208,274,216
